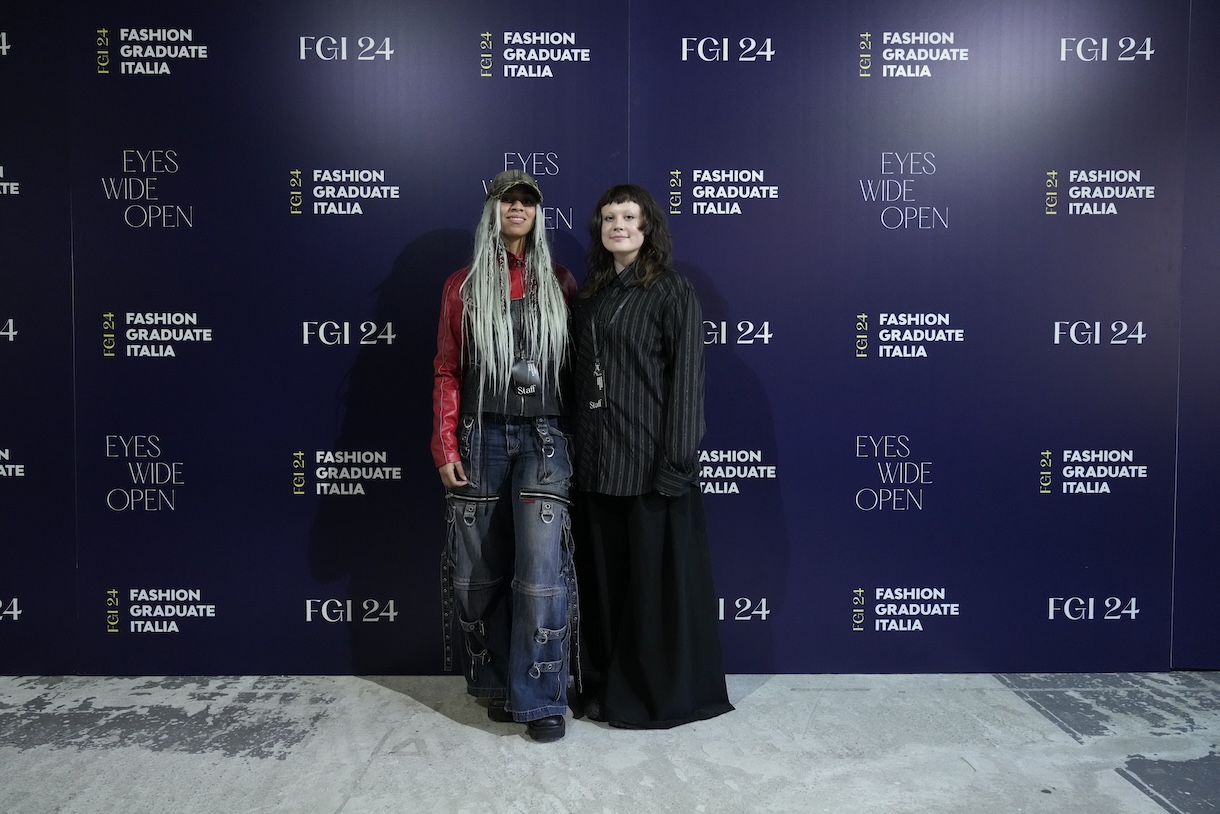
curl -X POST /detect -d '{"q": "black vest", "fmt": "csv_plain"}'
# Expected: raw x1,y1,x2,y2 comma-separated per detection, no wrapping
461,299,562,417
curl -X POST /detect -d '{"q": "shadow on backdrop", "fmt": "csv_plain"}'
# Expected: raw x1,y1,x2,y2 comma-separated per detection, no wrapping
308,228,472,674
682,263,790,672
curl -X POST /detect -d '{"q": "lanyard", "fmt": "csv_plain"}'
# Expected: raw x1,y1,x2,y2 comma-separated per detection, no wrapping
590,288,633,360
587,286,633,411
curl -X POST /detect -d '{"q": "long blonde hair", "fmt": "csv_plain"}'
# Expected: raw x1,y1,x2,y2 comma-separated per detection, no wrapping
461,199,567,409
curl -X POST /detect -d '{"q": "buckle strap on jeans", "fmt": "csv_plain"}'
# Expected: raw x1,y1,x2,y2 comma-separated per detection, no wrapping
566,560,582,694
460,618,491,682
528,659,564,679
534,417,556,458
441,550,455,672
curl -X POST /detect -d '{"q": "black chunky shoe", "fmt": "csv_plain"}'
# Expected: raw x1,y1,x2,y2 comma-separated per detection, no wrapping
526,715,565,742
487,699,515,723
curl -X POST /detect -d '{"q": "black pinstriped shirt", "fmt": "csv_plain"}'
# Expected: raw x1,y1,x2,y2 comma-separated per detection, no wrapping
571,265,705,496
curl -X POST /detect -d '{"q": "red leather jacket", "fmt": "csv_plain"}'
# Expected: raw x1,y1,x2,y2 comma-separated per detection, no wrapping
431,255,576,467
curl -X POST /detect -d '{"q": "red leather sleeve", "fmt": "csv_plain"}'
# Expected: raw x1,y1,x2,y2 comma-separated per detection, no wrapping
555,263,577,304
431,269,467,468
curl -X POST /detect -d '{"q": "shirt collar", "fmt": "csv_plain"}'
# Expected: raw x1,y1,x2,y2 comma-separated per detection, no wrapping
615,263,641,287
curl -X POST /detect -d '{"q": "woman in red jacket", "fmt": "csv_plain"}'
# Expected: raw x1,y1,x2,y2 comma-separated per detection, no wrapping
432,170,577,742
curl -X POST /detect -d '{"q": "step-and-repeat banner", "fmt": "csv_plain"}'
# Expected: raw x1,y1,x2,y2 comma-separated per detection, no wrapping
2,0,1217,674
1173,0,1220,670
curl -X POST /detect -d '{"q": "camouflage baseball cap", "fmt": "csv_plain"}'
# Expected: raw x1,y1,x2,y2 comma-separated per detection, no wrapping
486,169,543,203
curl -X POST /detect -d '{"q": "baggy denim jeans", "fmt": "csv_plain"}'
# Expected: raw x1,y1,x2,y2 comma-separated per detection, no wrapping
442,414,577,722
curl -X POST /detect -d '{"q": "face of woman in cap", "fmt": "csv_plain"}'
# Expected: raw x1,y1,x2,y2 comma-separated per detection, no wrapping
499,185,538,252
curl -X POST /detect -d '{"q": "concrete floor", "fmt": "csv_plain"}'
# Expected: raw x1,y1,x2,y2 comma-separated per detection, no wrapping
1,672,1217,814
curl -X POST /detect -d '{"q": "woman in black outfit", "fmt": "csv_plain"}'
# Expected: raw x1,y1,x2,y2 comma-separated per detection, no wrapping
571,184,734,729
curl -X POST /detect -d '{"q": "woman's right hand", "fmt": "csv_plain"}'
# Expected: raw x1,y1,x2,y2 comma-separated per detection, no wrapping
438,461,468,488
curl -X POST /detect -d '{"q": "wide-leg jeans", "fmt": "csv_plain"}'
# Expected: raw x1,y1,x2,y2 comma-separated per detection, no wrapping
442,414,576,722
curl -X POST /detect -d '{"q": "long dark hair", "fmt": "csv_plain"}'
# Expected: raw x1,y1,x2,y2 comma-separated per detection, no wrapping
581,184,673,298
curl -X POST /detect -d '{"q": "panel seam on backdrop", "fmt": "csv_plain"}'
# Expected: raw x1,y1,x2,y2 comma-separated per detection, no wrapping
626,8,632,179
69,195,81,573
1169,0,1199,665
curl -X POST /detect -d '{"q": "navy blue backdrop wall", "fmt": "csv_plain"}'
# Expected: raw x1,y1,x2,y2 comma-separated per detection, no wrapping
1,0,1217,674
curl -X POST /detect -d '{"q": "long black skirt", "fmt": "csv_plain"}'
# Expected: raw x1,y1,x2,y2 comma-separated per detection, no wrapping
573,489,734,729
